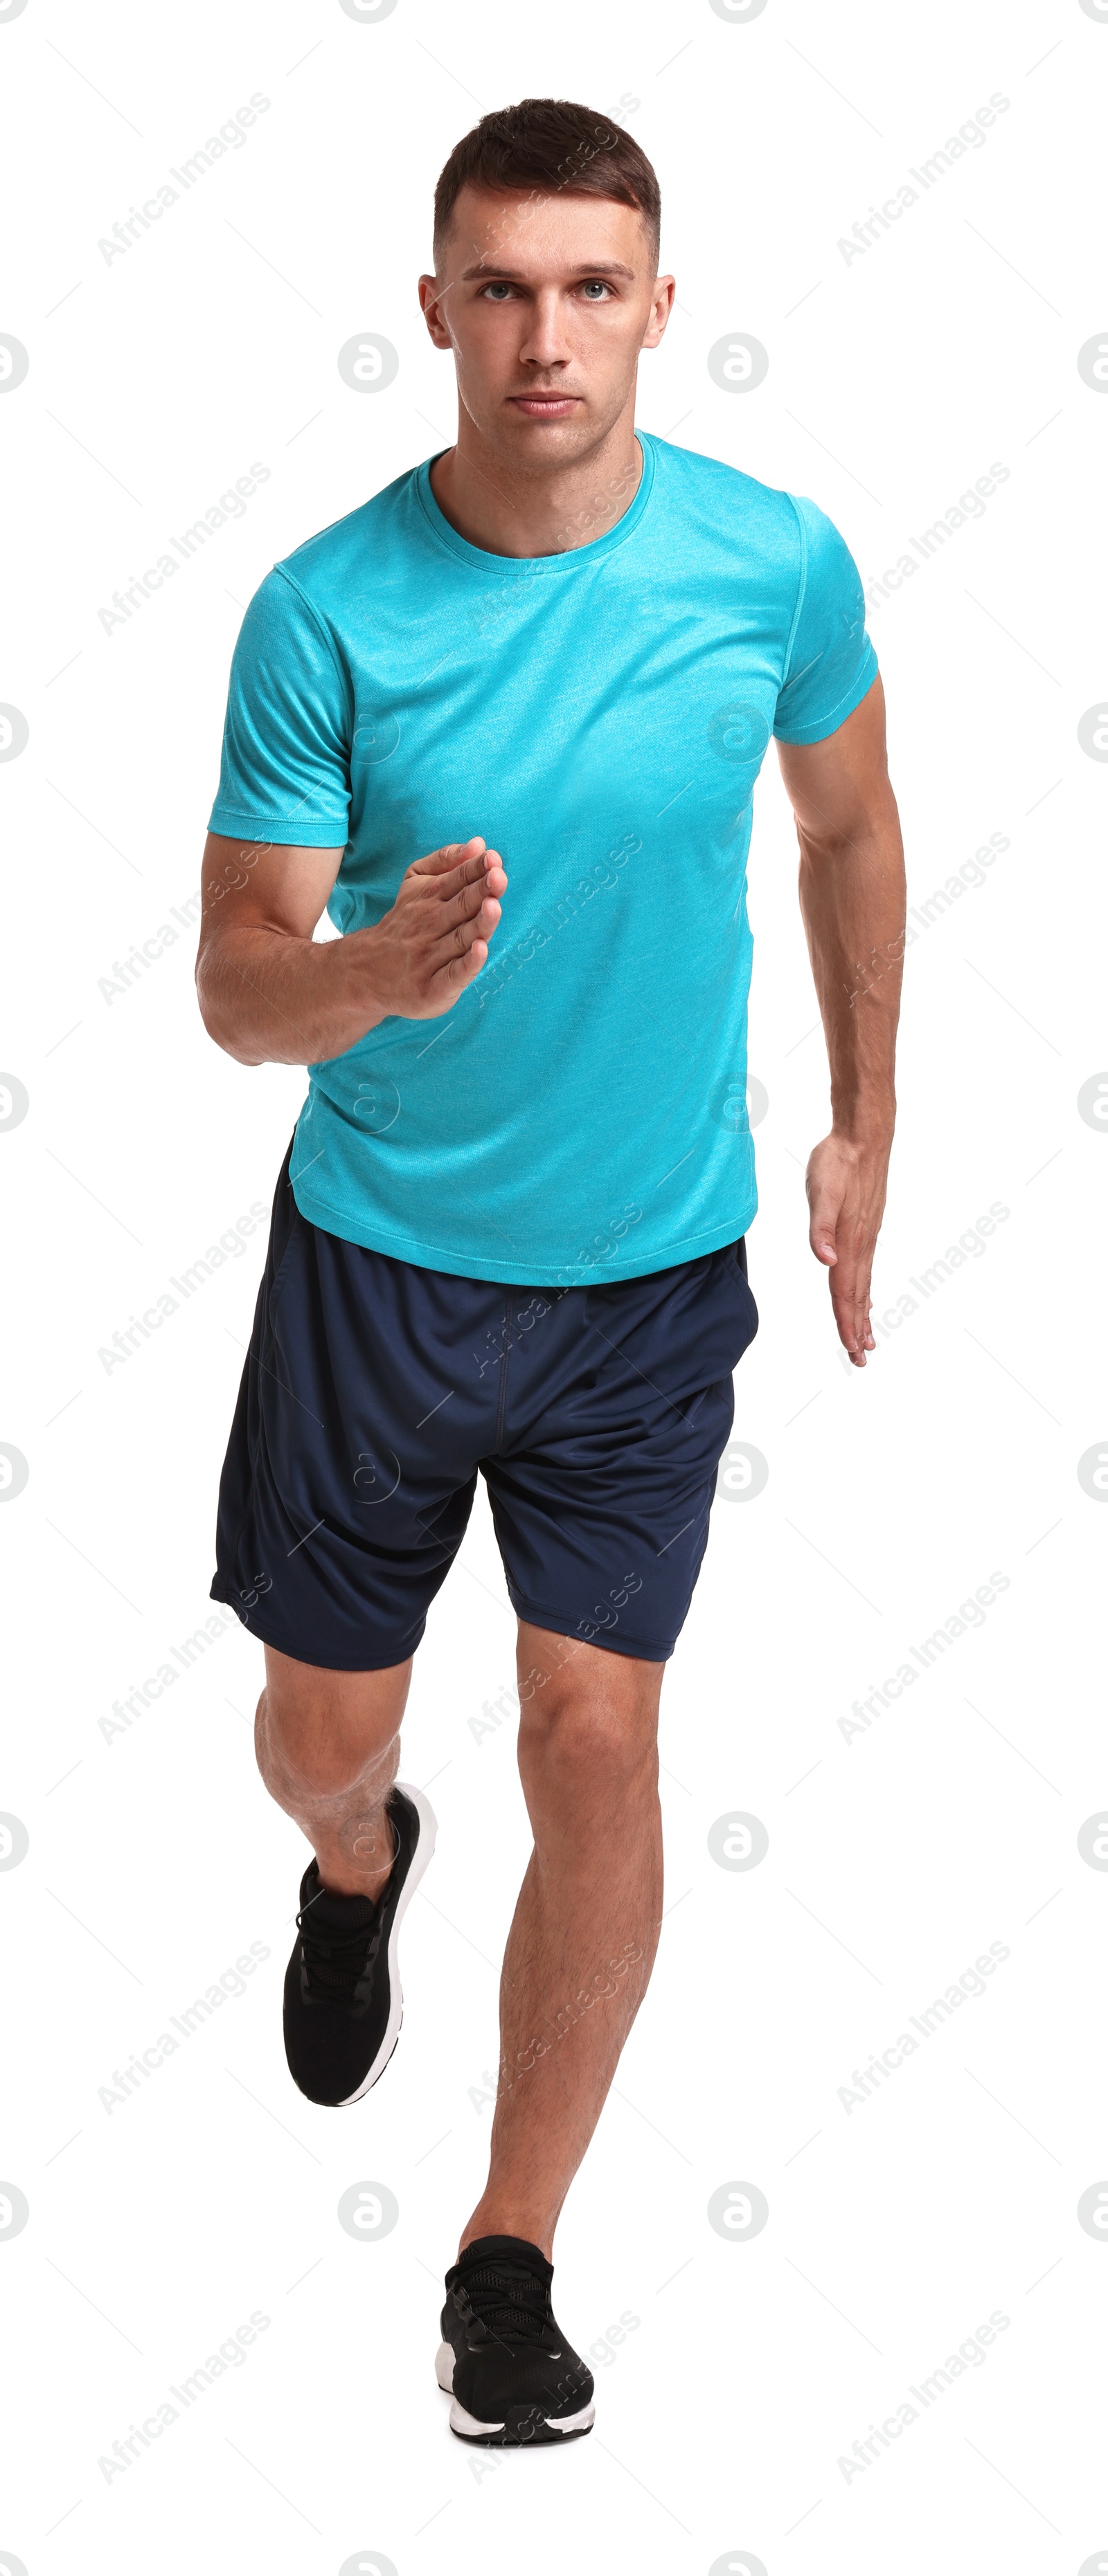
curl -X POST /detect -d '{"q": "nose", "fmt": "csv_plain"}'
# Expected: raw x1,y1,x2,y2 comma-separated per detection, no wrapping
517,287,573,372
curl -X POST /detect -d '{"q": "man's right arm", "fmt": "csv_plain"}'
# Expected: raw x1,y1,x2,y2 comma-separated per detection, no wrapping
195,831,507,1067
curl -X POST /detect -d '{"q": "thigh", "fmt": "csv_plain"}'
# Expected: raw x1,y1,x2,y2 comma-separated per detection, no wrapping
485,1241,758,1664
515,1620,665,1729
210,1144,494,1670
263,1639,413,1757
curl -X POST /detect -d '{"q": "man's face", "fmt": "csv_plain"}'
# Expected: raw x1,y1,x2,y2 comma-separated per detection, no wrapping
420,184,672,469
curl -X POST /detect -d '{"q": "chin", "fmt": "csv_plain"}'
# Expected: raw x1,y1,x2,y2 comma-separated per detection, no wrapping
501,409,594,453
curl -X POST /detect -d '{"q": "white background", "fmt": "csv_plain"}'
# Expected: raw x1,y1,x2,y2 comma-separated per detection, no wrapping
1,2,1105,2570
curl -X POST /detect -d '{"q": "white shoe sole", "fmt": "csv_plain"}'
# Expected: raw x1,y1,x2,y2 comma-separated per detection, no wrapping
335,1783,438,2107
435,2340,595,2440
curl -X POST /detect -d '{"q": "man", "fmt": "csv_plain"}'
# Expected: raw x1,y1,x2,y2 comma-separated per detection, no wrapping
196,97,904,2449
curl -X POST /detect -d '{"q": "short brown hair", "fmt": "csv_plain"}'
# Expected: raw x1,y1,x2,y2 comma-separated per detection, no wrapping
434,98,661,271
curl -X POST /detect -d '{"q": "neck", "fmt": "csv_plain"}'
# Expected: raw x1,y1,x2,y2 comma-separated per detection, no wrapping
429,408,643,561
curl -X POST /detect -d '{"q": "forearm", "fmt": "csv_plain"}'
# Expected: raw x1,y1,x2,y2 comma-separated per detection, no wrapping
197,924,386,1068
797,805,905,1142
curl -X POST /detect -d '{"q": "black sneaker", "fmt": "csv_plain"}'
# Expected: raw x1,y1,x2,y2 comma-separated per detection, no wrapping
436,2235,595,2445
283,1783,436,2106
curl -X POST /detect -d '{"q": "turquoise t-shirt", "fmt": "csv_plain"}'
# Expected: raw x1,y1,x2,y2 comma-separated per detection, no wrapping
208,433,877,1286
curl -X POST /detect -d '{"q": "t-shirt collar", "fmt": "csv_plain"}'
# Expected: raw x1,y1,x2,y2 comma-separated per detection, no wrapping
414,431,656,575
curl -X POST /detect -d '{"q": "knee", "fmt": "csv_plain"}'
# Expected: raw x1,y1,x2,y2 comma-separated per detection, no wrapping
256,1684,400,1803
519,1688,658,1801
289,1730,397,1802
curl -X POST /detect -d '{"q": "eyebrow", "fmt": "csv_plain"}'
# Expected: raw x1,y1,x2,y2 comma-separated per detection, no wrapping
459,260,637,283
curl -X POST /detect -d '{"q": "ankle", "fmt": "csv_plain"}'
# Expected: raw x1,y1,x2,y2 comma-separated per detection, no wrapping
459,2201,555,2262
316,1815,396,1902
318,1867,391,1902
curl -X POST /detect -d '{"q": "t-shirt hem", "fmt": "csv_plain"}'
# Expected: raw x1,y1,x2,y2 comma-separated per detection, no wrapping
774,640,879,745
207,804,349,847
289,1169,758,1287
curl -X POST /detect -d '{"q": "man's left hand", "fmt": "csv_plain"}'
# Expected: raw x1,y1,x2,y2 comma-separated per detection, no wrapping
806,1127,893,1367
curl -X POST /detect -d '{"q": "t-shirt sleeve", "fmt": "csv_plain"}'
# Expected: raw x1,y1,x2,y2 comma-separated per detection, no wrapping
773,495,879,745
207,566,352,846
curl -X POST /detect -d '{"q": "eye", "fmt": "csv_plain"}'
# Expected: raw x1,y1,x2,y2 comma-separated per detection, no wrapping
579,280,614,299
481,280,515,300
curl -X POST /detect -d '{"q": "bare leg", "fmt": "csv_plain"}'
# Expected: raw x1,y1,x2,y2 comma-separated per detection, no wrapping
458,1621,665,2260
255,1641,413,1898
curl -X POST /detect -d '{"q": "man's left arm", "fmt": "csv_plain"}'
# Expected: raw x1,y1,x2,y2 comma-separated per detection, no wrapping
776,674,906,1369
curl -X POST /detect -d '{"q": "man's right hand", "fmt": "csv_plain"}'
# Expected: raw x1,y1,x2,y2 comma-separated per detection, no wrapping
196,830,507,1068
352,837,507,1022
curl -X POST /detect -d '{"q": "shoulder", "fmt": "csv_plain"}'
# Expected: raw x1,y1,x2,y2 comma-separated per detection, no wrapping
645,438,852,607
785,489,860,583
645,433,804,548
272,463,423,602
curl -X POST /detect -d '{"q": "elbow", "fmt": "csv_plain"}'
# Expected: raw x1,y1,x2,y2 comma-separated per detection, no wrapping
195,962,260,1066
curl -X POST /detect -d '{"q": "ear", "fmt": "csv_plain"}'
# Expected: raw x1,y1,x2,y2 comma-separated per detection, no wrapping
641,274,676,352
418,273,455,349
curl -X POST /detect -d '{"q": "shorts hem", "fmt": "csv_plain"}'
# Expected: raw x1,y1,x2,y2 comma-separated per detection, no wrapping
208,1580,427,1673
508,1594,674,1666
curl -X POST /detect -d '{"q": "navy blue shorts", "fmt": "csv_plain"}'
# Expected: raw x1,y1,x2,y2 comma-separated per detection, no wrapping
210,1142,759,1668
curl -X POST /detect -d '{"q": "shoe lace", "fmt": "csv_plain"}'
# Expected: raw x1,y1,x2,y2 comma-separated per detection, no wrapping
459,2259,551,2344
296,1893,381,2002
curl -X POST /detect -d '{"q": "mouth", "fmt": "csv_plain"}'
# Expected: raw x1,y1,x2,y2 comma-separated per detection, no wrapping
507,394,582,418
